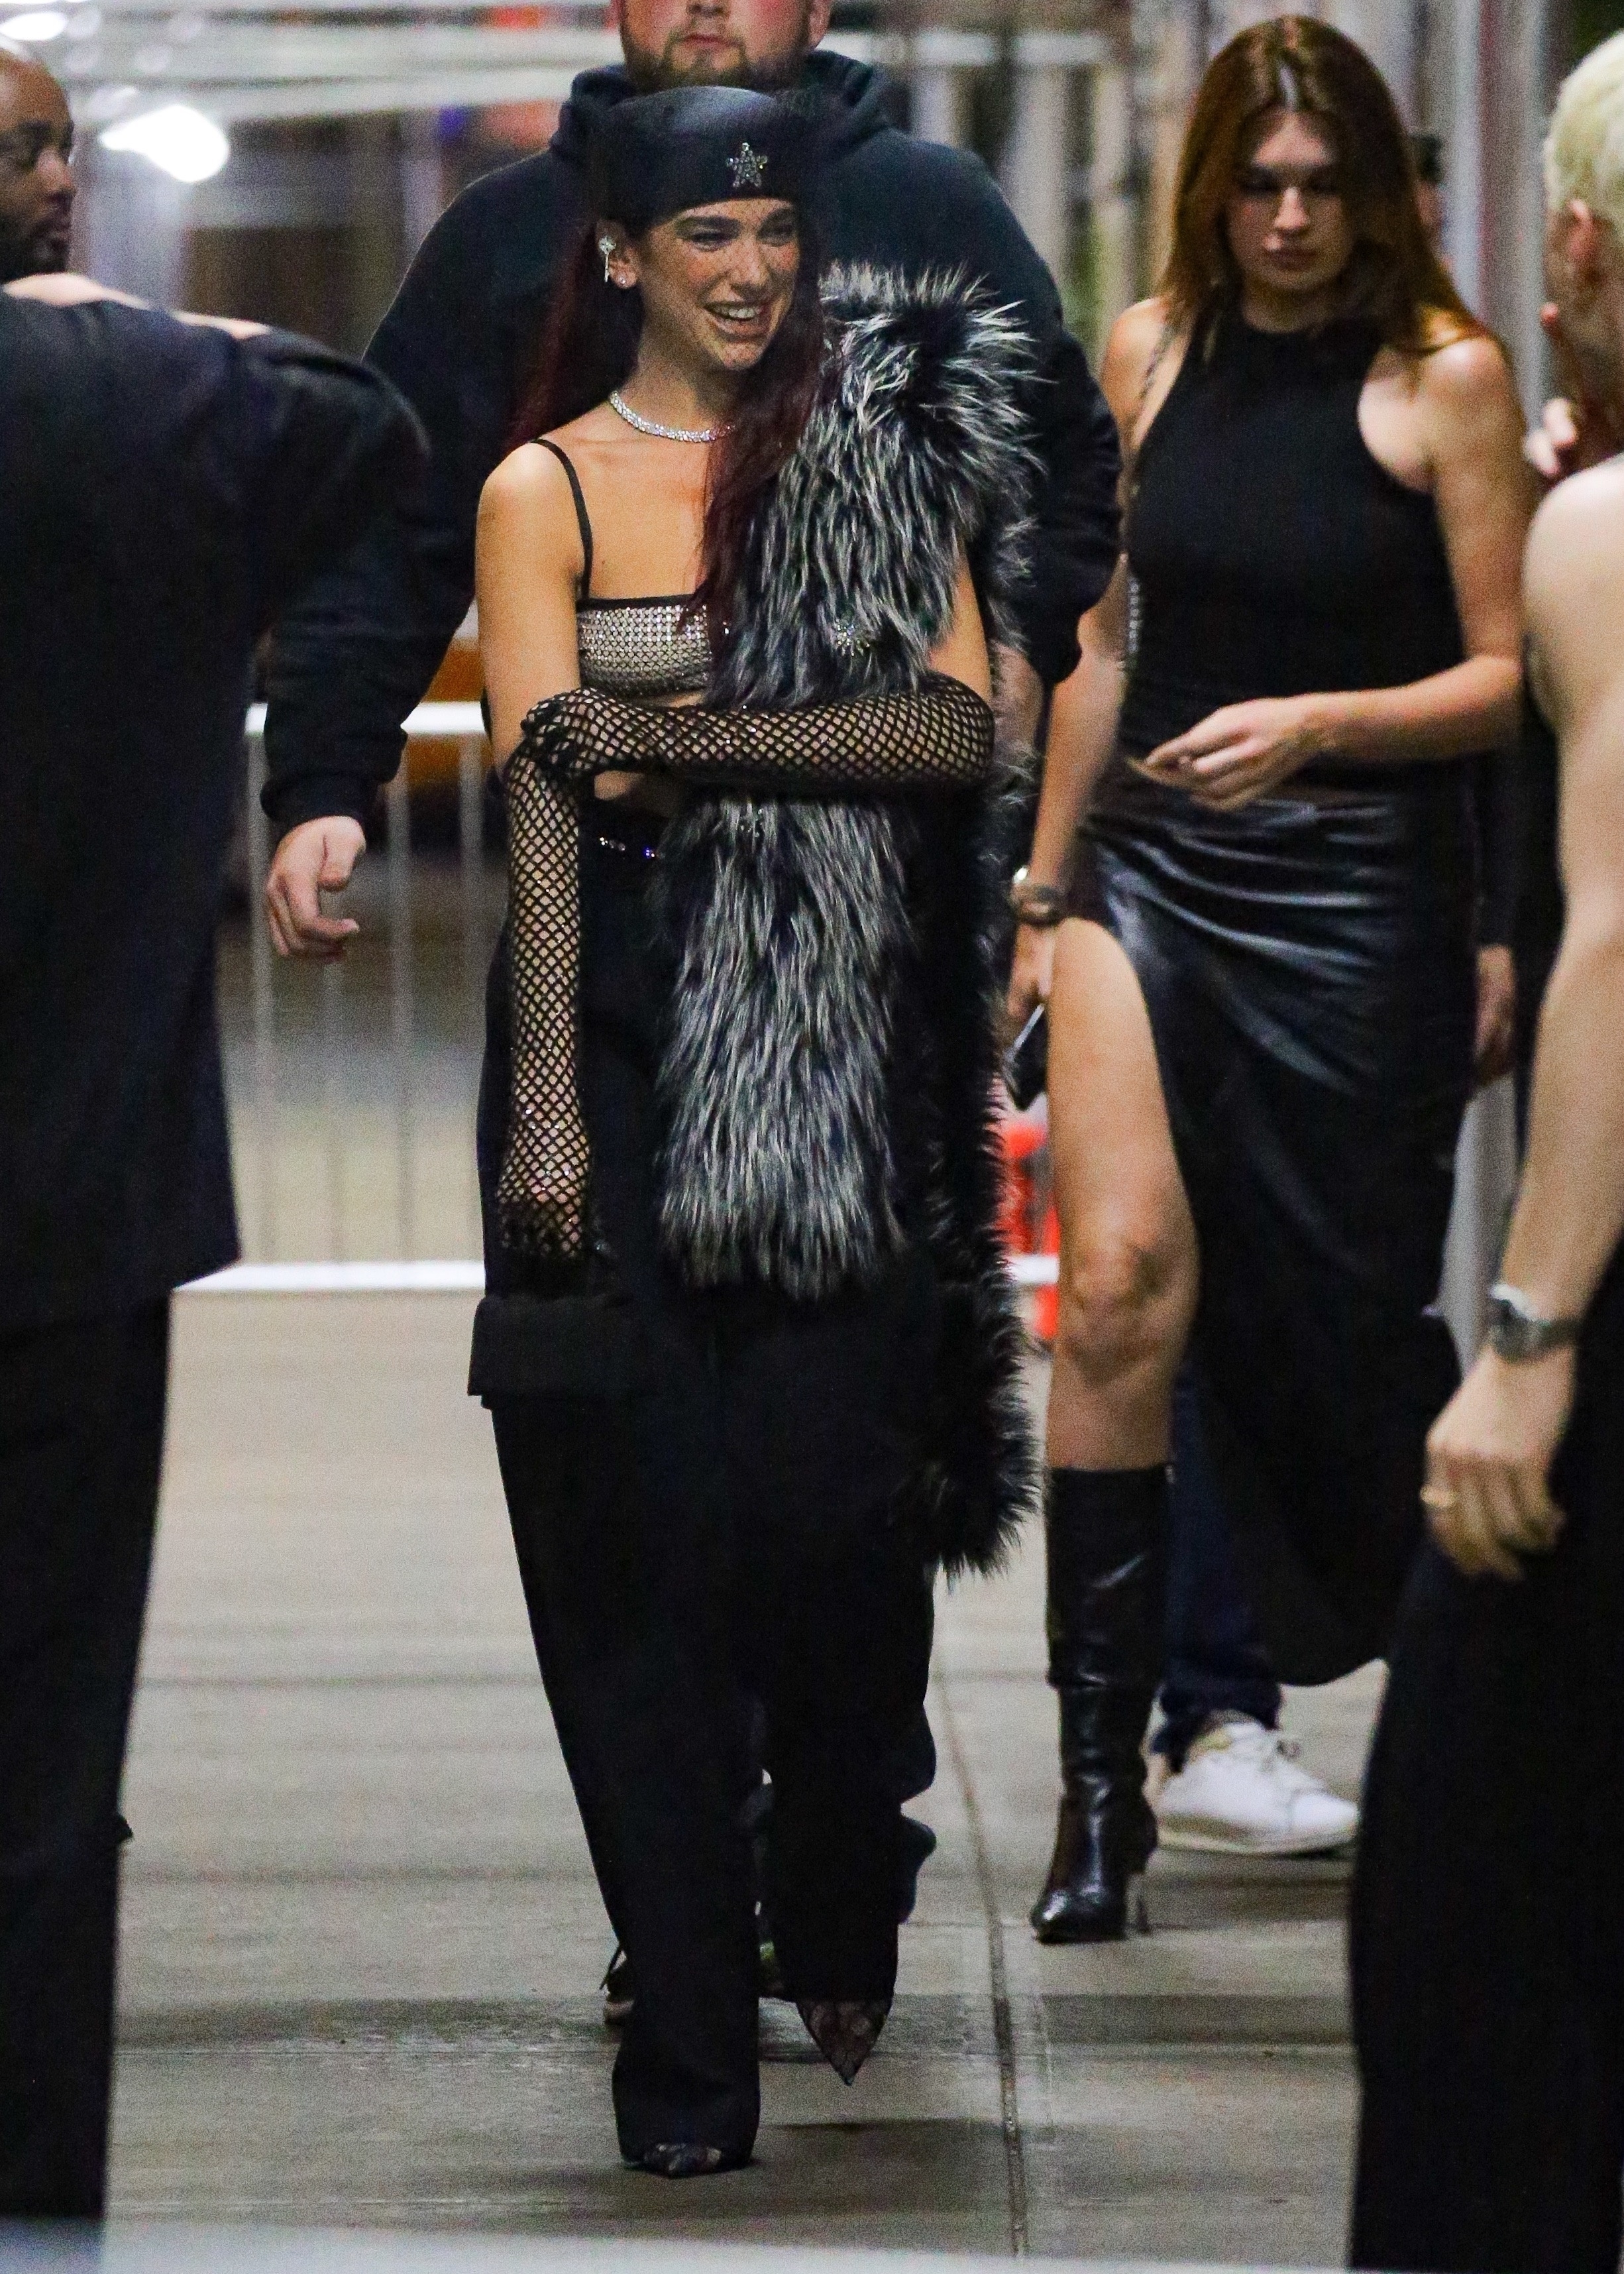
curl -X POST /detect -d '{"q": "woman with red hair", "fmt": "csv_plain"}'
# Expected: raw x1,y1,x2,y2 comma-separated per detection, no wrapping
1008,16,1533,1940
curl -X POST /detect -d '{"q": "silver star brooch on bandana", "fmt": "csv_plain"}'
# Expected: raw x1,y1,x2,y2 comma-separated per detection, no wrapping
726,140,768,190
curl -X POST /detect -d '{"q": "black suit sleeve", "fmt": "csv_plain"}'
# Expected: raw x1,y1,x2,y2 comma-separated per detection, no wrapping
1,301,421,628
235,333,427,635
261,192,526,838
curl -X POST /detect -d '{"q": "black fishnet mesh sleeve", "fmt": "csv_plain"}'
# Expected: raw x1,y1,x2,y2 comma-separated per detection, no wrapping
496,673,994,1265
517,672,995,797
495,762,590,1263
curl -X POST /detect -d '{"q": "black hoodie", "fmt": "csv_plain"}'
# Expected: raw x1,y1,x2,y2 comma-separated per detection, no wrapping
262,52,1121,836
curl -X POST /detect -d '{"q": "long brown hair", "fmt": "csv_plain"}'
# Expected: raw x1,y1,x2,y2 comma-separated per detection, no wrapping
1161,15,1484,355
511,211,826,646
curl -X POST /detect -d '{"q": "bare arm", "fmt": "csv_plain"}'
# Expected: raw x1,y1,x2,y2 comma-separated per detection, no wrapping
1424,463,1624,1577
1023,567,1128,886
1146,335,1532,806
1005,300,1169,1020
1333,335,1530,758
1498,474,1624,1318
928,559,994,702
476,443,583,764
1004,571,1128,1024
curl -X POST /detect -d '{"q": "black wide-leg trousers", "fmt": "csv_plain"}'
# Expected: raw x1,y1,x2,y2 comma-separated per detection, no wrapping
0,1302,170,2217
1351,1254,1624,2274
480,819,938,2163
492,1388,934,2163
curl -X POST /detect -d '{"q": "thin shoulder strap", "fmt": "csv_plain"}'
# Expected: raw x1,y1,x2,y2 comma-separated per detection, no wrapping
1120,317,1178,673
1126,317,1177,487
534,437,593,598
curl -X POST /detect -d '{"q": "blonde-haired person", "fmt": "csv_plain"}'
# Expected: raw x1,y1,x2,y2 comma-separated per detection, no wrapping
1009,13,1532,1941
1351,36,1624,2272
1526,33,1624,484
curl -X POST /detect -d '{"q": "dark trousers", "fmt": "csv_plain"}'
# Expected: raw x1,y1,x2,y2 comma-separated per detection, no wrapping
493,1391,934,2162
0,1302,170,2217
1156,1366,1282,1764
1351,1254,1624,2274
482,820,938,2161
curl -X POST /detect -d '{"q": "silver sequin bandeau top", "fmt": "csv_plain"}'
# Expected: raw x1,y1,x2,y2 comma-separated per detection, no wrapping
577,595,712,700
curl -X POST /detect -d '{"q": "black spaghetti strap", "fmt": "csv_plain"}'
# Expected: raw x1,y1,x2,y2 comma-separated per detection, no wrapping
535,437,593,597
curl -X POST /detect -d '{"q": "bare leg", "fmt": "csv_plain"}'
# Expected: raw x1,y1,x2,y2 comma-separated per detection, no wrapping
1030,919,1199,1941
1046,919,1199,1466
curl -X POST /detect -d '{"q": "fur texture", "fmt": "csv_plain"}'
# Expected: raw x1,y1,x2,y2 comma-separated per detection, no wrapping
653,265,1040,1573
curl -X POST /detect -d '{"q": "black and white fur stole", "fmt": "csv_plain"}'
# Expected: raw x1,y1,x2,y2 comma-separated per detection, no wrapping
653,263,1039,1575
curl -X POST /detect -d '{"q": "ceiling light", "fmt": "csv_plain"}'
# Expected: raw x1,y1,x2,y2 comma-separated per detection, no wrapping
1,11,69,40
100,103,229,183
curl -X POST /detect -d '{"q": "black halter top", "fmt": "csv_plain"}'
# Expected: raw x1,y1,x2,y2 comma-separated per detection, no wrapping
1117,313,1465,765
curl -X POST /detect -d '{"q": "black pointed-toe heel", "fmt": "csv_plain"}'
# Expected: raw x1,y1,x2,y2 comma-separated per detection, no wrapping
796,1996,891,2084
627,2143,745,2179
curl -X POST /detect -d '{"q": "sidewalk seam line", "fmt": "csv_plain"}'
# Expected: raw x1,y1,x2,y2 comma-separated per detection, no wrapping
937,1664,1029,2258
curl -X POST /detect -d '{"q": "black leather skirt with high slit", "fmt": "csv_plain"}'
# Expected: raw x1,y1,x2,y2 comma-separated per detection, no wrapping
1069,754,1478,1681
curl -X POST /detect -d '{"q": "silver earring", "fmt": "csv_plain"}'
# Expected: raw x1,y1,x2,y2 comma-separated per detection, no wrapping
598,234,617,284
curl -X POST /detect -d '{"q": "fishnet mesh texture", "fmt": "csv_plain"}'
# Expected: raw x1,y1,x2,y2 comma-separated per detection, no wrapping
524,673,995,795
496,675,995,1261
496,764,590,1260
577,598,712,699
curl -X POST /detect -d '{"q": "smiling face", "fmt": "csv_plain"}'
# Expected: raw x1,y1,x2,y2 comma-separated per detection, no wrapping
0,54,74,283
610,196,800,378
614,0,830,93
1224,107,1354,319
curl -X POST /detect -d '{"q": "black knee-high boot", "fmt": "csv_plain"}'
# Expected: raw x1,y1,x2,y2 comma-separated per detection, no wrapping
1030,1465,1169,1944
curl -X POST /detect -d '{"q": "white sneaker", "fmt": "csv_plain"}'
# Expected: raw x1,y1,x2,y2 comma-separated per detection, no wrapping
1153,1712,1359,1856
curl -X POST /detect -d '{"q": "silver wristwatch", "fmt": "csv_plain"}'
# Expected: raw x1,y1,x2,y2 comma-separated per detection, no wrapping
1485,1282,1583,1363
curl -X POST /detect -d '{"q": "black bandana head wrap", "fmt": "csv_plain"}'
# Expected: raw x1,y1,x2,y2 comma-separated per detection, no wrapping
589,85,820,233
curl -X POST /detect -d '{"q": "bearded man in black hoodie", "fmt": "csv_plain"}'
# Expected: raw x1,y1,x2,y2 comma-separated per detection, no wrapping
259,0,1119,2020
260,0,1120,900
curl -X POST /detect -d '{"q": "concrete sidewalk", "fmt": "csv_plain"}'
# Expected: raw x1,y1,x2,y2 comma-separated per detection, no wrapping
112,1293,1377,2261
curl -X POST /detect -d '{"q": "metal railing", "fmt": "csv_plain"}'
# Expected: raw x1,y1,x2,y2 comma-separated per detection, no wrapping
232,702,496,1269
217,702,1063,1291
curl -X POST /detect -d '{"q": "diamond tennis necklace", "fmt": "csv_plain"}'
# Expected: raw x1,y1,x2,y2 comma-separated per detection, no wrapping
608,389,729,444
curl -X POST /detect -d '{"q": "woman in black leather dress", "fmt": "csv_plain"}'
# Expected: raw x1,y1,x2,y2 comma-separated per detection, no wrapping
1006,15,1533,1940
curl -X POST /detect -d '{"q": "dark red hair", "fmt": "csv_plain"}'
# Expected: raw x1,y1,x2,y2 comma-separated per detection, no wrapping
1162,15,1484,355
511,211,826,648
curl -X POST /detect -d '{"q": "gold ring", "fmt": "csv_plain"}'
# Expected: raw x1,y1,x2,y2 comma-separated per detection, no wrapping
1420,1484,1460,1511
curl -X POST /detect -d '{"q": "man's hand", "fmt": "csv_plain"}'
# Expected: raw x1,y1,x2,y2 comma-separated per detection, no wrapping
1473,944,1517,1088
1422,1346,1574,1581
264,817,366,960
